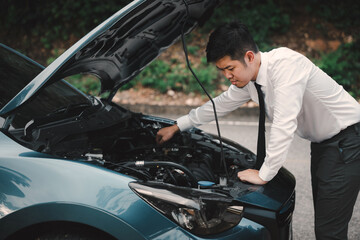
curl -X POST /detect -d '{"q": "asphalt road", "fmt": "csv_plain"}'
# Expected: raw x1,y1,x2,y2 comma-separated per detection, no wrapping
161,113,360,240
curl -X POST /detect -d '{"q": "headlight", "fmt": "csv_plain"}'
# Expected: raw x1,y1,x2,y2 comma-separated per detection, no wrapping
129,181,243,236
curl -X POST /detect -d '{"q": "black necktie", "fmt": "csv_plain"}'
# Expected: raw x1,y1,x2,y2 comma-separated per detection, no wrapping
254,82,265,170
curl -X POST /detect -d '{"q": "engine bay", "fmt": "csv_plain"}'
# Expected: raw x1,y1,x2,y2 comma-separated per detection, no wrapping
99,117,256,187
83,113,257,188
12,99,256,188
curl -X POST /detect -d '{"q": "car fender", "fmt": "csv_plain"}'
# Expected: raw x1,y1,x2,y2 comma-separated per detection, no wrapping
0,131,177,239
0,202,145,239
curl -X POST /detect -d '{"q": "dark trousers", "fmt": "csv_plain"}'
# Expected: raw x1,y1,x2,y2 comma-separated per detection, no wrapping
311,122,360,240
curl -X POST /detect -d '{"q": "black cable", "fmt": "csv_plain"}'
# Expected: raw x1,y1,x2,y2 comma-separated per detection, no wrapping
181,0,229,180
124,161,198,187
105,161,152,180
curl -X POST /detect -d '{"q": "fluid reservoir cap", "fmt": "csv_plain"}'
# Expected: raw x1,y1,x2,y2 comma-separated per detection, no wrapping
198,181,215,187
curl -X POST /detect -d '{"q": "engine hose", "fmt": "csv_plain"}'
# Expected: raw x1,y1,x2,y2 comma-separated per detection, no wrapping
124,161,198,188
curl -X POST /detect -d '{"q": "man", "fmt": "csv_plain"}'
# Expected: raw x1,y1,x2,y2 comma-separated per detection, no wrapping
155,22,360,239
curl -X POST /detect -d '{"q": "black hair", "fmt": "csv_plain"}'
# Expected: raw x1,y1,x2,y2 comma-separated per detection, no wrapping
206,22,259,63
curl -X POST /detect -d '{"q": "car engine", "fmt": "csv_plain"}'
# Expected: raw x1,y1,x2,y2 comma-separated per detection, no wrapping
87,114,257,187
16,101,256,188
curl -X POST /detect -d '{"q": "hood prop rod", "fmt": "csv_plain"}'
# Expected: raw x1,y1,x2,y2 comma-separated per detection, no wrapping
181,0,229,181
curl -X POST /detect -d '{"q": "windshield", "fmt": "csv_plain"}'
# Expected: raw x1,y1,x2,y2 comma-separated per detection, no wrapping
0,44,90,129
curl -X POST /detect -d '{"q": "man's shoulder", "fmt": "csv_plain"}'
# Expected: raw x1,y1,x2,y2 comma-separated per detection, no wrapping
267,47,300,57
266,47,308,66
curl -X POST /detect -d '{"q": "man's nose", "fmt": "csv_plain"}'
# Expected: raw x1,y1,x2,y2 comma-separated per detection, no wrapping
224,70,233,79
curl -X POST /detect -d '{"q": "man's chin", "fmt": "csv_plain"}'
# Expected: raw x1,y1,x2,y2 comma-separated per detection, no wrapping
234,82,248,88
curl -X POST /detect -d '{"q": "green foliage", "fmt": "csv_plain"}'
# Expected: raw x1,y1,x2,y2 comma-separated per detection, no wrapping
65,74,101,96
135,60,171,93
315,40,360,98
1,0,129,49
187,45,200,55
122,59,219,95
303,0,360,35
203,0,291,50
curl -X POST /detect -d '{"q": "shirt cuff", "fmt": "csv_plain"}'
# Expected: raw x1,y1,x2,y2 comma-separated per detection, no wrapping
259,163,279,182
176,115,193,131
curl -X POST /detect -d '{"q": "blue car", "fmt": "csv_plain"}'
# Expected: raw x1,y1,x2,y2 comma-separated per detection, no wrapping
0,0,295,239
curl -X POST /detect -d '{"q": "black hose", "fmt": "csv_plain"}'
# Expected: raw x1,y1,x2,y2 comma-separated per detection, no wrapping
105,161,152,180
124,161,198,187
181,0,229,179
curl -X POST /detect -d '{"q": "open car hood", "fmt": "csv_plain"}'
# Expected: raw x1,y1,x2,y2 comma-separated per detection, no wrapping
0,0,221,115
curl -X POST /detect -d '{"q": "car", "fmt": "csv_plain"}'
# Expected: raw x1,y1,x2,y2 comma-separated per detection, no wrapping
0,0,295,239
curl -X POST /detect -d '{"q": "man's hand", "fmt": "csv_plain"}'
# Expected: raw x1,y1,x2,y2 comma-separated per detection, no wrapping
156,124,180,145
237,169,268,185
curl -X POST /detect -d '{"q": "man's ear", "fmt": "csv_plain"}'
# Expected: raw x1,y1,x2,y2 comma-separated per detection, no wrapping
244,51,255,64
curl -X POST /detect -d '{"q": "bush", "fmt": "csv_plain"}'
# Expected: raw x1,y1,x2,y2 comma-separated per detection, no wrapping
65,74,102,96
315,40,360,98
122,58,219,96
202,0,290,50
1,0,129,49
303,0,360,36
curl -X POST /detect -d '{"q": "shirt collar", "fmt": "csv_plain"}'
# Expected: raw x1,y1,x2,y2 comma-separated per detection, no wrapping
255,51,268,87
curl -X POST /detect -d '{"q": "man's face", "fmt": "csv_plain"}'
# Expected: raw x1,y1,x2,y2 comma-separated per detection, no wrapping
215,54,256,88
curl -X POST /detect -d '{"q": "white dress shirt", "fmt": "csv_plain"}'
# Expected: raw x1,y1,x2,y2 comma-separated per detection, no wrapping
176,47,360,181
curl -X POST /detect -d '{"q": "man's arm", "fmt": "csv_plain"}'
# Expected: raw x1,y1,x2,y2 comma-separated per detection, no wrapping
156,84,251,144
237,169,268,185
252,50,311,183
177,85,251,131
